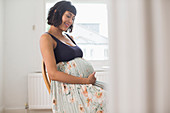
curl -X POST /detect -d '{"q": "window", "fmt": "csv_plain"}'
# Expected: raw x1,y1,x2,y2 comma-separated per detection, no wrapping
45,0,109,68
77,23,100,33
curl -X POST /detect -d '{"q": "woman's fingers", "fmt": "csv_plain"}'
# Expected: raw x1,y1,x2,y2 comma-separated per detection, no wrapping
88,72,96,84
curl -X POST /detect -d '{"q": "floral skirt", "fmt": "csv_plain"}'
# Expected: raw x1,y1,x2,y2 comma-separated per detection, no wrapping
51,58,106,113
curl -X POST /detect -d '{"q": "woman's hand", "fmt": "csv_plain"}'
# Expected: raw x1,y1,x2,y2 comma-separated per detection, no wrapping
87,72,96,84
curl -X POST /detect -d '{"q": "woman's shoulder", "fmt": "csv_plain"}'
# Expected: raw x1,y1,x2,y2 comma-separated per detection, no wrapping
40,33,57,47
40,33,54,42
40,33,51,39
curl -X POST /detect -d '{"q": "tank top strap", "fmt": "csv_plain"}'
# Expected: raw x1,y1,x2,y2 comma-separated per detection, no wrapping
65,33,77,45
46,32,77,45
46,32,61,43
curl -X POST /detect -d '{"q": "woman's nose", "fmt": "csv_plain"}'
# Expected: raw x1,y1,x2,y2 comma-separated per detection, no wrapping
69,18,73,24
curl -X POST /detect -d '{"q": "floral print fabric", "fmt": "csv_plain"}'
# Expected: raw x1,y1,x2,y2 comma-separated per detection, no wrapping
51,58,106,113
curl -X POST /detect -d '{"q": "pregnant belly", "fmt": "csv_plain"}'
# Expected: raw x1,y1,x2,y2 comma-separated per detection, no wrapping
57,57,94,78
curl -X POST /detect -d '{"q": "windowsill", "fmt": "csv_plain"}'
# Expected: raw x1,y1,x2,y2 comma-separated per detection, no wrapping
94,68,109,72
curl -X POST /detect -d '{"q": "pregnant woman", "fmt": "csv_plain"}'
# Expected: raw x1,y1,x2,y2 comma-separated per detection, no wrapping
40,1,106,113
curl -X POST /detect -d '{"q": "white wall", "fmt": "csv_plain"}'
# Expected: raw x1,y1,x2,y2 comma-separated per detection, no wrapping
0,0,4,112
4,0,45,110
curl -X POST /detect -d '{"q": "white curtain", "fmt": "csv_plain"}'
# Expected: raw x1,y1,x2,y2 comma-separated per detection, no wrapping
107,0,170,113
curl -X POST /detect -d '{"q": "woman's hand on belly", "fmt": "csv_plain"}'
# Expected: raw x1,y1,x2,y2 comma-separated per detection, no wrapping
87,72,96,84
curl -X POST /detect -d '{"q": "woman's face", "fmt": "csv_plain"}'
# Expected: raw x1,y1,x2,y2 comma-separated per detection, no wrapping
58,11,75,31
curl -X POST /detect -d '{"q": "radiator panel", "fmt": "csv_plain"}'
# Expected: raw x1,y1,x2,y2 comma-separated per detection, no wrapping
28,73,51,109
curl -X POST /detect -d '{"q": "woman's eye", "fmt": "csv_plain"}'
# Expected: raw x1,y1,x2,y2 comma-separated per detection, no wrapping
67,15,70,18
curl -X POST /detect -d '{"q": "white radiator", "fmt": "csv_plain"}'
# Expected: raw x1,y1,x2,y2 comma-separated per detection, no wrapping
27,71,107,109
28,73,51,109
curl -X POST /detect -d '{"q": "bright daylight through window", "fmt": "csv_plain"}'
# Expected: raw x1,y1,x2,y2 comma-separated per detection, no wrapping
46,2,108,61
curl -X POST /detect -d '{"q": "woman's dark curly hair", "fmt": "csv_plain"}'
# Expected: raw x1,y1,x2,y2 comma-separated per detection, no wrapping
47,1,77,33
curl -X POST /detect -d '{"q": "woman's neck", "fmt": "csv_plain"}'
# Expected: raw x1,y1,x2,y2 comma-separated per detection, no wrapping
48,26,63,38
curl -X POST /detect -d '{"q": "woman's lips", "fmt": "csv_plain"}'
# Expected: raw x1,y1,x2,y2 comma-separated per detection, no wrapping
65,23,70,27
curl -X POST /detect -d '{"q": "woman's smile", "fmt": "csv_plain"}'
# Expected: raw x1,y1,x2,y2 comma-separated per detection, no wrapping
64,23,70,28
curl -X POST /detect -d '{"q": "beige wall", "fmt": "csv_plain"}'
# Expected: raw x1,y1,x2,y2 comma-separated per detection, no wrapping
0,0,4,112
107,0,170,113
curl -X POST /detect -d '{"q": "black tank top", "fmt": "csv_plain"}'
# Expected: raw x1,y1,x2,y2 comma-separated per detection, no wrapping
46,32,83,64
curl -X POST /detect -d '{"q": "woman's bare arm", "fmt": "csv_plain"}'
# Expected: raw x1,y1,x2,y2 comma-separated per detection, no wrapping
40,34,96,84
